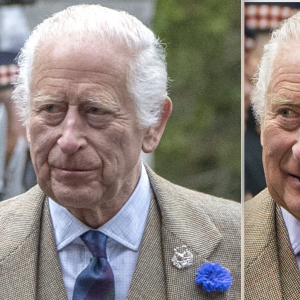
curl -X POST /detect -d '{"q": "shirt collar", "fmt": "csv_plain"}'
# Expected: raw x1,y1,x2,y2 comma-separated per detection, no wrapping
49,163,151,252
281,206,300,255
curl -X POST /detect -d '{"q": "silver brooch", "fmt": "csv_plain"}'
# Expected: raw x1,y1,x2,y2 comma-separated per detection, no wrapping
172,245,193,269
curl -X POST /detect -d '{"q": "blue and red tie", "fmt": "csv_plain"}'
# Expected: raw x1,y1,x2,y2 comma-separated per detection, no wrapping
73,230,115,300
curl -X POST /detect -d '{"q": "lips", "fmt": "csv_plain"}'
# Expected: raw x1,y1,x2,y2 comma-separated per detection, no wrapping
284,170,300,189
289,173,300,181
50,162,99,172
49,156,100,174
291,172,300,178
285,167,300,179
287,174,299,185
54,167,95,172
51,167,98,182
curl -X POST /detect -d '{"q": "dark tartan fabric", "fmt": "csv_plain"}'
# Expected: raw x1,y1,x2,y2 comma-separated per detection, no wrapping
73,231,115,300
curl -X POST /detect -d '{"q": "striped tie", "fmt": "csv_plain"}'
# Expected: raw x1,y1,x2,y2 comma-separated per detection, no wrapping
73,230,115,300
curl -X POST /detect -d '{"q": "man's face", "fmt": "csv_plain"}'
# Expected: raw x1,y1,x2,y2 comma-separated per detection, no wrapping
262,45,300,220
28,38,148,211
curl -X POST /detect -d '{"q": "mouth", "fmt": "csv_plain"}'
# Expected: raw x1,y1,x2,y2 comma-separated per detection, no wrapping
51,166,98,175
51,167,98,182
55,167,92,172
287,172,300,184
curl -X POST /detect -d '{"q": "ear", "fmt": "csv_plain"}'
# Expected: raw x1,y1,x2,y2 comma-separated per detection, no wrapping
142,97,172,153
26,126,31,144
260,122,264,147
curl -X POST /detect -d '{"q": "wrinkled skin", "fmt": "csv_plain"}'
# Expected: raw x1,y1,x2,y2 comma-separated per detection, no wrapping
262,45,300,221
28,37,172,228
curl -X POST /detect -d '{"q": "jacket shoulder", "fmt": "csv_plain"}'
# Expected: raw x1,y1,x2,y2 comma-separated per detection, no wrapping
245,188,273,217
245,188,275,268
145,165,241,299
146,165,241,225
0,185,45,260
0,185,43,217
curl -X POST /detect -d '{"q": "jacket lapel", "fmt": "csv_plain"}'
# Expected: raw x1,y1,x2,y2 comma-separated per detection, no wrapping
245,191,282,299
245,189,300,299
0,186,43,299
0,166,226,300
36,198,68,300
126,192,167,300
276,204,300,299
0,186,68,300
145,166,223,299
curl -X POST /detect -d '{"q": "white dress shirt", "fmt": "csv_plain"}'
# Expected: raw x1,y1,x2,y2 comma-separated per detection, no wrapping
49,164,151,300
281,207,300,270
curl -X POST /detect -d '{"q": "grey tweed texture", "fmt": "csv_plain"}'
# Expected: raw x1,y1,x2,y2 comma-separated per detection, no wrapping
0,165,240,299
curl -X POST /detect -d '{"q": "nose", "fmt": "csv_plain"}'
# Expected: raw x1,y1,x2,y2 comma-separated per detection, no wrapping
57,108,87,154
292,128,300,162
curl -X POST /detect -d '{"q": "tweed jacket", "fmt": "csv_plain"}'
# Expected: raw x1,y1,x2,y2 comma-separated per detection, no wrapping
0,166,240,300
245,188,300,299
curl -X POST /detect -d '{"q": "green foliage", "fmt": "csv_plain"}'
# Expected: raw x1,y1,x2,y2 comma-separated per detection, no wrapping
152,0,241,201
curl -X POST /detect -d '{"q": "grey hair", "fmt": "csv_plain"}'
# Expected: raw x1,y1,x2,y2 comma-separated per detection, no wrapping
251,11,300,126
13,4,168,127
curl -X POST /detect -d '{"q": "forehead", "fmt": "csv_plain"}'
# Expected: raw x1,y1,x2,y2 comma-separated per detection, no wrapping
30,36,131,98
35,34,130,67
268,44,300,99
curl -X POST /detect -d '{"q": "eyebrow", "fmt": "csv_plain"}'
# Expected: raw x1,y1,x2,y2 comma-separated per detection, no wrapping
32,94,64,104
85,96,120,113
269,94,300,107
32,93,120,113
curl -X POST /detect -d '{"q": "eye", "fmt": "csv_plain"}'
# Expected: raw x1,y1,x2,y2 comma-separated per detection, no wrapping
86,106,104,115
40,102,66,116
280,108,298,118
45,104,57,113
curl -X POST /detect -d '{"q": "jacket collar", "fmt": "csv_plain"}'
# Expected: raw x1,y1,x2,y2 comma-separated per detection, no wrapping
145,164,222,260
0,165,223,300
0,185,67,299
145,165,223,299
245,189,300,299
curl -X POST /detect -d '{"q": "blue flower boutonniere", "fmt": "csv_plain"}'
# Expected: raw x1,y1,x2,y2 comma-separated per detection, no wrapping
195,262,232,292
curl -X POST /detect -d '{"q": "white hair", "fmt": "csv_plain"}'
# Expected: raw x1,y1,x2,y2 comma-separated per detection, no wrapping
251,11,300,126
13,4,168,127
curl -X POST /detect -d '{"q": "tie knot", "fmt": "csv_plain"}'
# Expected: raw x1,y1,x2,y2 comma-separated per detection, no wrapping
80,230,108,258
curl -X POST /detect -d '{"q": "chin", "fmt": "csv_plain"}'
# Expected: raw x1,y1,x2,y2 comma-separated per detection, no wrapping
56,192,99,209
47,183,102,209
285,201,300,222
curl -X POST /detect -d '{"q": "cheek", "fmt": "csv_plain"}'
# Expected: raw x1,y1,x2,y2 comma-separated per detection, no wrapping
262,124,291,164
262,130,279,175
104,135,135,171
105,124,143,155
29,122,58,170
97,127,143,175
262,126,295,186
118,128,144,162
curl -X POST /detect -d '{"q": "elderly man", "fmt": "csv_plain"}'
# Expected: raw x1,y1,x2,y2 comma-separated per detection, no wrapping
0,5,240,300
245,11,300,299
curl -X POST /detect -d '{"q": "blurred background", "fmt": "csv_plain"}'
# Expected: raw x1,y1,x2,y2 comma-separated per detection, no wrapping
153,0,240,201
0,0,241,202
